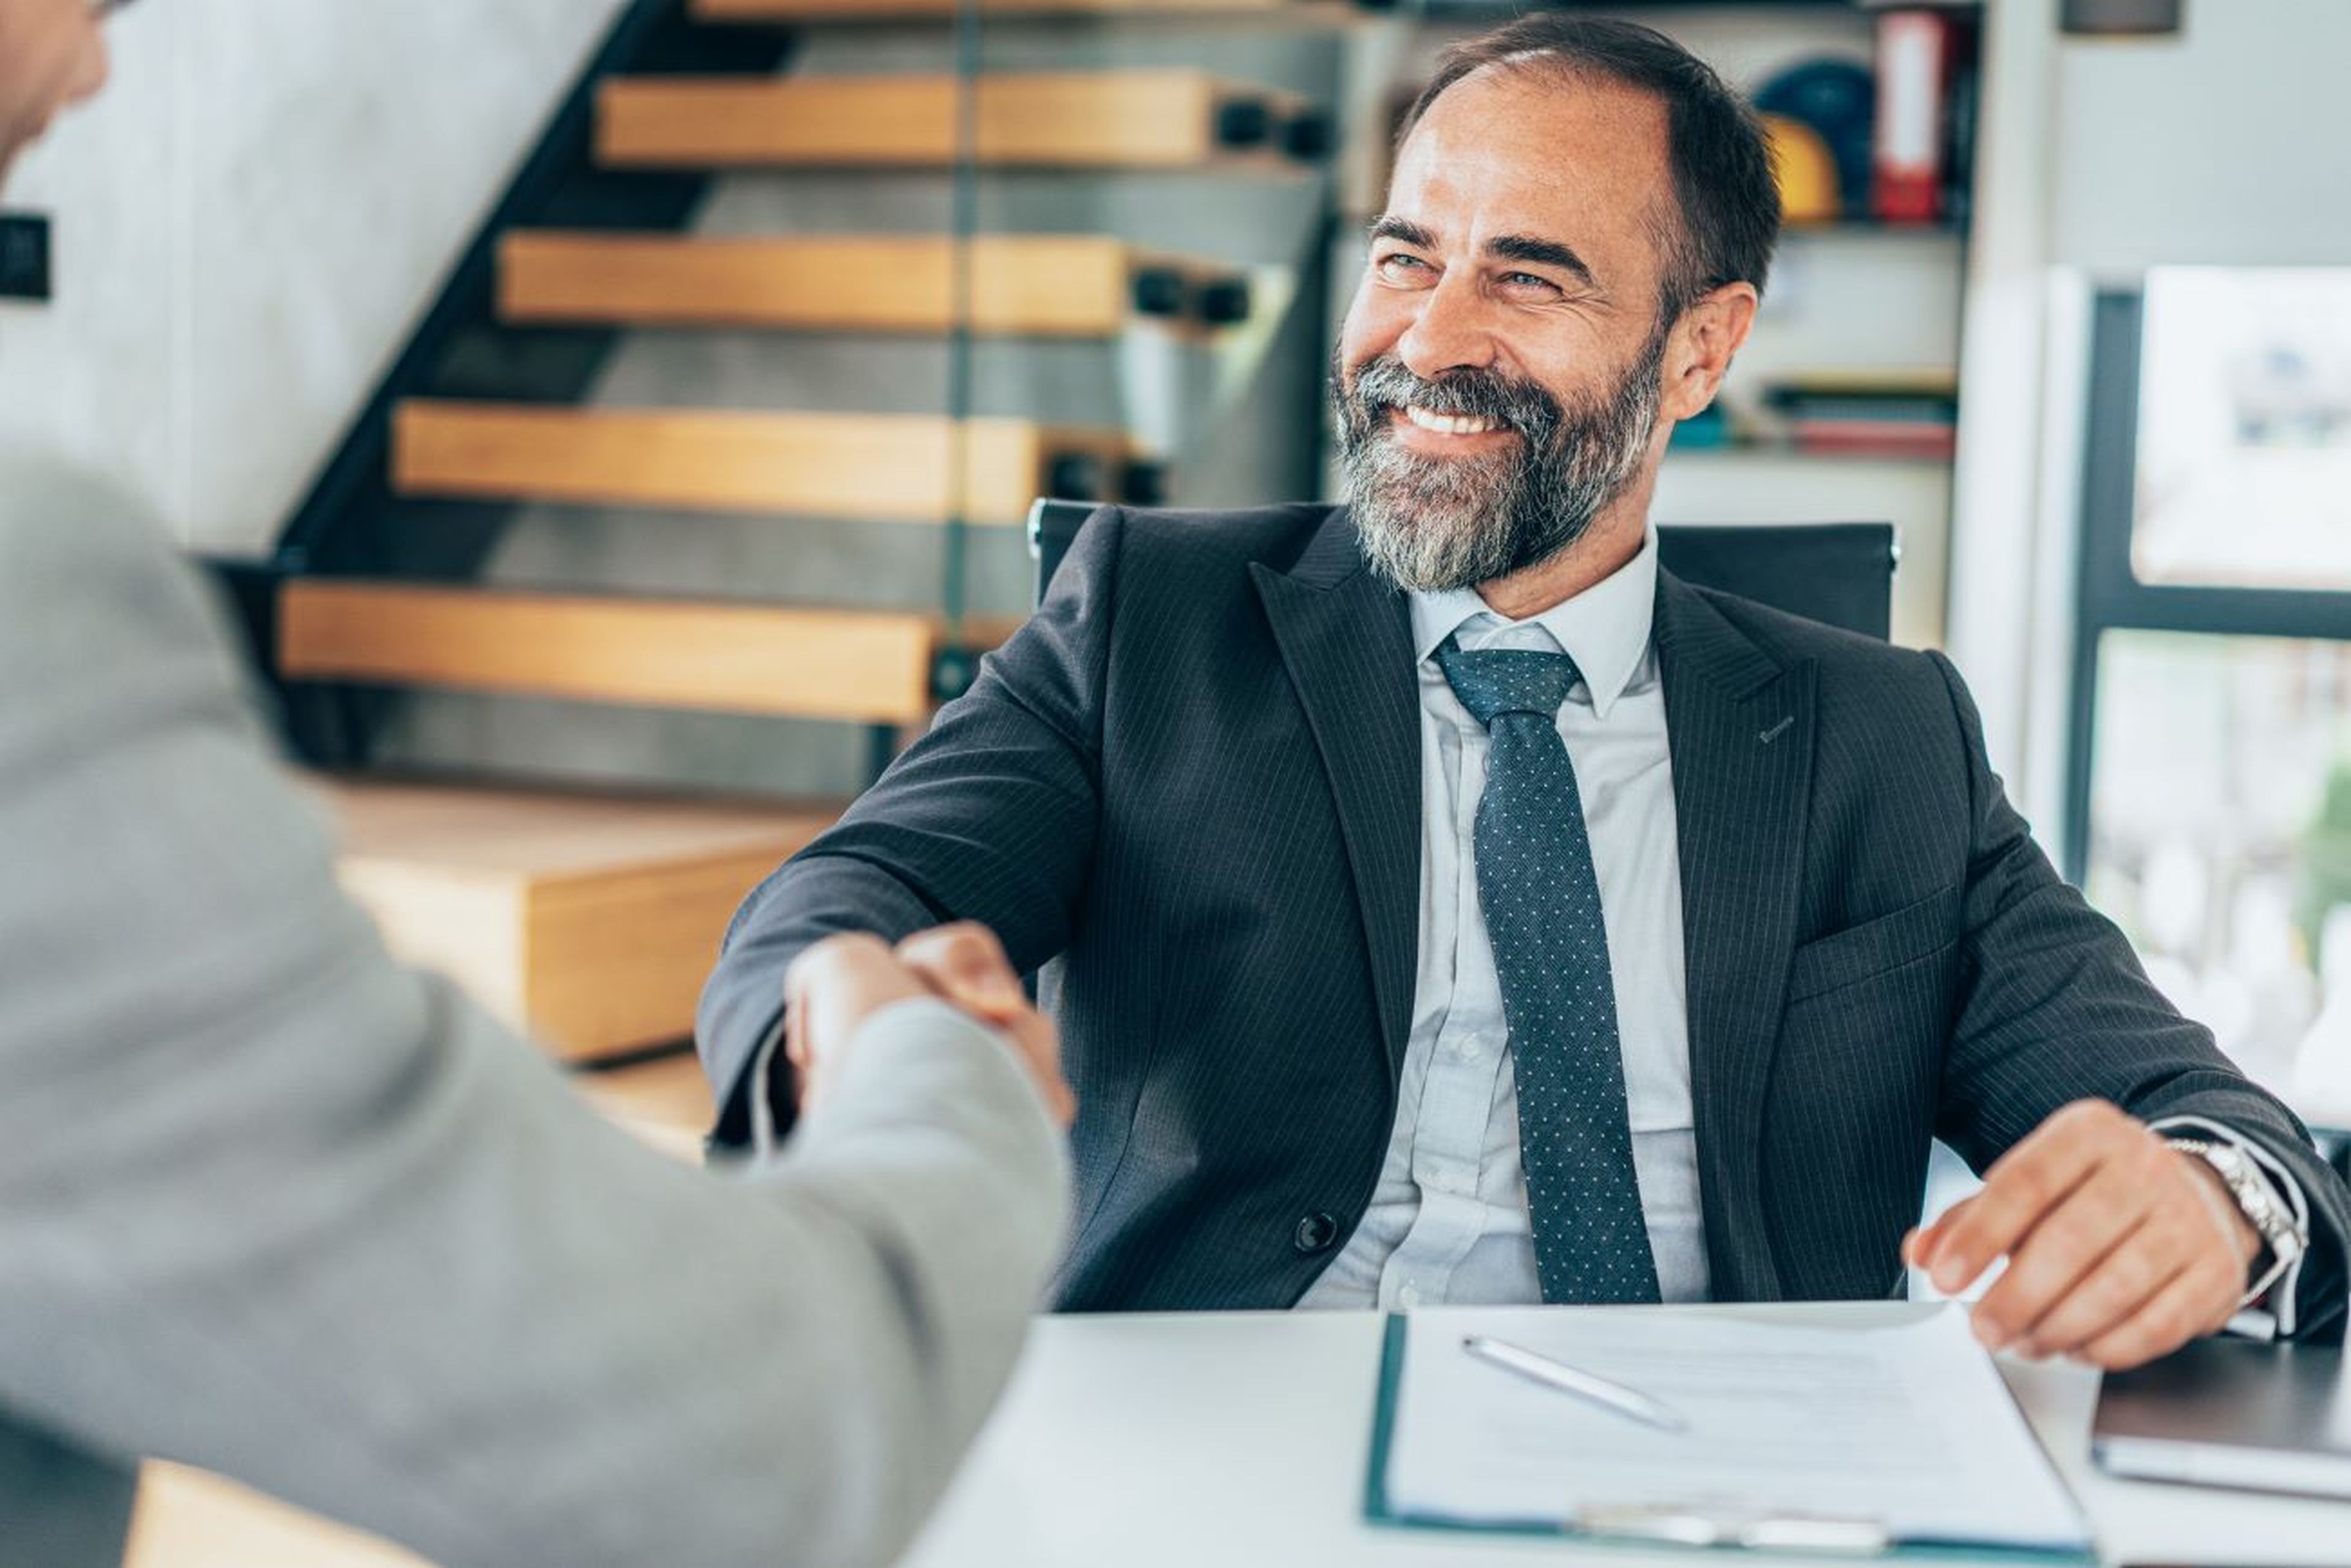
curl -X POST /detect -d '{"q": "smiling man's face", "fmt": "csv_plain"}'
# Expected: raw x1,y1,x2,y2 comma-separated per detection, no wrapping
1333,64,1685,595
0,0,110,188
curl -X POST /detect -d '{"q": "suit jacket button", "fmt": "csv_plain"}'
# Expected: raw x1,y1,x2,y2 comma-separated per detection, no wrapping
1294,1212,1338,1254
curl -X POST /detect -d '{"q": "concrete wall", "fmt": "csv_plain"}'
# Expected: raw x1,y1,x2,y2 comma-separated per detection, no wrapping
0,0,628,554
2053,0,2351,277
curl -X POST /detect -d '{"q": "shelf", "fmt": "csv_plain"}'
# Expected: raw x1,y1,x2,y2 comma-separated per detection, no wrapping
1783,219,1967,239
1668,438,1954,466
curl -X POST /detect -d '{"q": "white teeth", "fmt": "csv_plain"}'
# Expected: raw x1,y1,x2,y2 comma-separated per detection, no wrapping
1402,405,1501,437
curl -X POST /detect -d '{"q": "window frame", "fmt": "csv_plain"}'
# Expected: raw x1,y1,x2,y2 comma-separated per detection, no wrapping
2064,288,2351,883
2066,286,2351,1158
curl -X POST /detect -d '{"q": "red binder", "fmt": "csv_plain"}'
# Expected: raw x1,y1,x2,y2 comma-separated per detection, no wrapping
1873,10,1953,223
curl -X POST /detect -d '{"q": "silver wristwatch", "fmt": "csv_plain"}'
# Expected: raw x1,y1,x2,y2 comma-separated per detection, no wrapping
2166,1137,2306,1307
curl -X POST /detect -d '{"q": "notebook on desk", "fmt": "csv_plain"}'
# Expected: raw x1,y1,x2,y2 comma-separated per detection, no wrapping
2093,1338,2351,1500
1364,1305,2094,1560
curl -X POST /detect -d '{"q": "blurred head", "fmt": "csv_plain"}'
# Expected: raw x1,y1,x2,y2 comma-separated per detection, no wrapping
1334,17,1779,596
0,0,113,188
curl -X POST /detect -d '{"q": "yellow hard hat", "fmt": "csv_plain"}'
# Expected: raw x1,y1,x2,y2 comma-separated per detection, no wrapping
1763,113,1840,225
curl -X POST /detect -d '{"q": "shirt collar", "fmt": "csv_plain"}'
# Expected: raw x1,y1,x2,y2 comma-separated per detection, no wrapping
1407,527,1659,722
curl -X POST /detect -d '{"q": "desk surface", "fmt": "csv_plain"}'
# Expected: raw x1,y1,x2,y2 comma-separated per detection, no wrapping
133,1305,2351,1567
902,1304,2351,1568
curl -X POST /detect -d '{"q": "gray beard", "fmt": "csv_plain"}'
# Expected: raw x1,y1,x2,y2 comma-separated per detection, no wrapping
1335,328,1667,595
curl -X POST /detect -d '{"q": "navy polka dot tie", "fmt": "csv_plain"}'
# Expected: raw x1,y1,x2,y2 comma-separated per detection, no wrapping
1436,636,1662,1306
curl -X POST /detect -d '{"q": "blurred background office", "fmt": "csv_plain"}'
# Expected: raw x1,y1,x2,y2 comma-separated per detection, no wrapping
2,0,2345,1228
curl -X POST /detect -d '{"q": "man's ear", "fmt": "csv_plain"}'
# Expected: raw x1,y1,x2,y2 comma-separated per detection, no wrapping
1660,283,1760,422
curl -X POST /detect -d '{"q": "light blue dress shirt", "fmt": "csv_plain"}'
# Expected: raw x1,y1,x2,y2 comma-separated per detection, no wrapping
1298,529,1711,1310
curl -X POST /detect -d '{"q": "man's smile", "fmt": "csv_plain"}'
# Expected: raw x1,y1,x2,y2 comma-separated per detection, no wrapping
1384,403,1522,454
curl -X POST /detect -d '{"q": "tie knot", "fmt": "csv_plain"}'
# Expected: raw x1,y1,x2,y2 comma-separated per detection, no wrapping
1434,637,1582,728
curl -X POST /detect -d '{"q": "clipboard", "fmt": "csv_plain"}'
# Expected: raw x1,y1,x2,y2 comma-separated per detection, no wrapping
1362,1311,2098,1561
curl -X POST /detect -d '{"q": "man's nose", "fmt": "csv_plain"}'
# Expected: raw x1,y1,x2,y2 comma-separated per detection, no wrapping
1395,273,1499,383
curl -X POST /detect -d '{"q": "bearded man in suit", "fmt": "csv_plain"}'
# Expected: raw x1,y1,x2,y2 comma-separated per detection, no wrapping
702,14,2347,1367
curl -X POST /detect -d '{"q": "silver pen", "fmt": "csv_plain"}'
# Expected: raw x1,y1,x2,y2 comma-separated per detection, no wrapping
1460,1335,1691,1434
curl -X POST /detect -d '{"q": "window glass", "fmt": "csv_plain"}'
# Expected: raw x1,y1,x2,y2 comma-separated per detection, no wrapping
2084,629,2351,1125
2134,268,2351,590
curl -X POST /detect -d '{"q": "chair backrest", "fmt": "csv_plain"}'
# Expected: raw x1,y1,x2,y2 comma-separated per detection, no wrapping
1027,499,1896,641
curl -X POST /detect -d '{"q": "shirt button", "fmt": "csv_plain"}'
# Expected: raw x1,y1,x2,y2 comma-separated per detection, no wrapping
1293,1212,1339,1254
1397,1283,1423,1310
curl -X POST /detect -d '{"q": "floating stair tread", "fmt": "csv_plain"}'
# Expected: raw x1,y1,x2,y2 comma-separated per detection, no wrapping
323,781,829,1061
598,70,1308,170
498,231,1237,336
391,400,1136,525
280,580,948,725
317,779,833,1062
326,778,838,879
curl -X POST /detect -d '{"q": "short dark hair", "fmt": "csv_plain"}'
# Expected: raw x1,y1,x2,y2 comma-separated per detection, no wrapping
1398,15,1780,320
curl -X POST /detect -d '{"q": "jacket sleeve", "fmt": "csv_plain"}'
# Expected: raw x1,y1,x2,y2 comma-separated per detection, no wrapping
0,478,1071,1568
698,505,1126,1149
1925,650,2349,1340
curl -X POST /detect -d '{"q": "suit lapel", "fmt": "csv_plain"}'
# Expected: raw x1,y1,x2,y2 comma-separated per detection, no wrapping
1656,571,1816,1302
1251,509,1420,1082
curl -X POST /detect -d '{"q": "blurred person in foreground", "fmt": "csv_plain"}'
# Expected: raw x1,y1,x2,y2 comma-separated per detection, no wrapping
703,13,2349,1367
0,3,1071,1564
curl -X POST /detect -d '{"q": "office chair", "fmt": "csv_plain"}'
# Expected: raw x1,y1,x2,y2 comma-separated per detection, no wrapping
1026,498,1898,641
2320,1127,2351,1185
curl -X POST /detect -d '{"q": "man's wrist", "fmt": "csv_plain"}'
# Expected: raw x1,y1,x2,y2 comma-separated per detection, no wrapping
2165,1135,2303,1310
2173,1150,2263,1266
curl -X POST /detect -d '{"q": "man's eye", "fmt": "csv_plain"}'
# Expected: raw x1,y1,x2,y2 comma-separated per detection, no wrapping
1500,271,1560,293
1375,253,1431,277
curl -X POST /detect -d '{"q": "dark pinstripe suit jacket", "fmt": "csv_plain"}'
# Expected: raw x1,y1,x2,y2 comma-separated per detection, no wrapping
700,503,2350,1328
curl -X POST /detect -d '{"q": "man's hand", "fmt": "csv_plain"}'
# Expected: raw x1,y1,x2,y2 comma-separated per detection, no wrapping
1903,1100,2262,1370
893,923,1073,1128
782,934,929,1117
782,926,1073,1128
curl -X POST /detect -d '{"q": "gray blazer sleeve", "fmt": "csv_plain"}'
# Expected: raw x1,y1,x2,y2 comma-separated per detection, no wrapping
0,472,1071,1568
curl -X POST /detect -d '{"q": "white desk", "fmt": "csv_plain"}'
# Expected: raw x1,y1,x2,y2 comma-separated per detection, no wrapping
905,1305,2350,1568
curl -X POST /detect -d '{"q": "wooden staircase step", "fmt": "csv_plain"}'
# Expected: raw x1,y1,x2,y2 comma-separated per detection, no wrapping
280,581,953,724
391,401,1141,525
597,70,1327,170
317,779,834,1062
498,231,1251,335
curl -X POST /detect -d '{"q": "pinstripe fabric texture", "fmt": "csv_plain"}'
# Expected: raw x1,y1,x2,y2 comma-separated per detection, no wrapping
700,504,2351,1330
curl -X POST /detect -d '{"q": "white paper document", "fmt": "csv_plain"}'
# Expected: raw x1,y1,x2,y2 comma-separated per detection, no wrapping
1379,1305,2091,1555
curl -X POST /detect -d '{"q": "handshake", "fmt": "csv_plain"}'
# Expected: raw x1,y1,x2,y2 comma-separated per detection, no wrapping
784,924,1076,1129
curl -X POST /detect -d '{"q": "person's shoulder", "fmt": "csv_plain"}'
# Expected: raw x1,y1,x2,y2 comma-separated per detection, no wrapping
0,454,242,690
1,454,194,602
1678,579,1955,711
1106,501,1345,576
